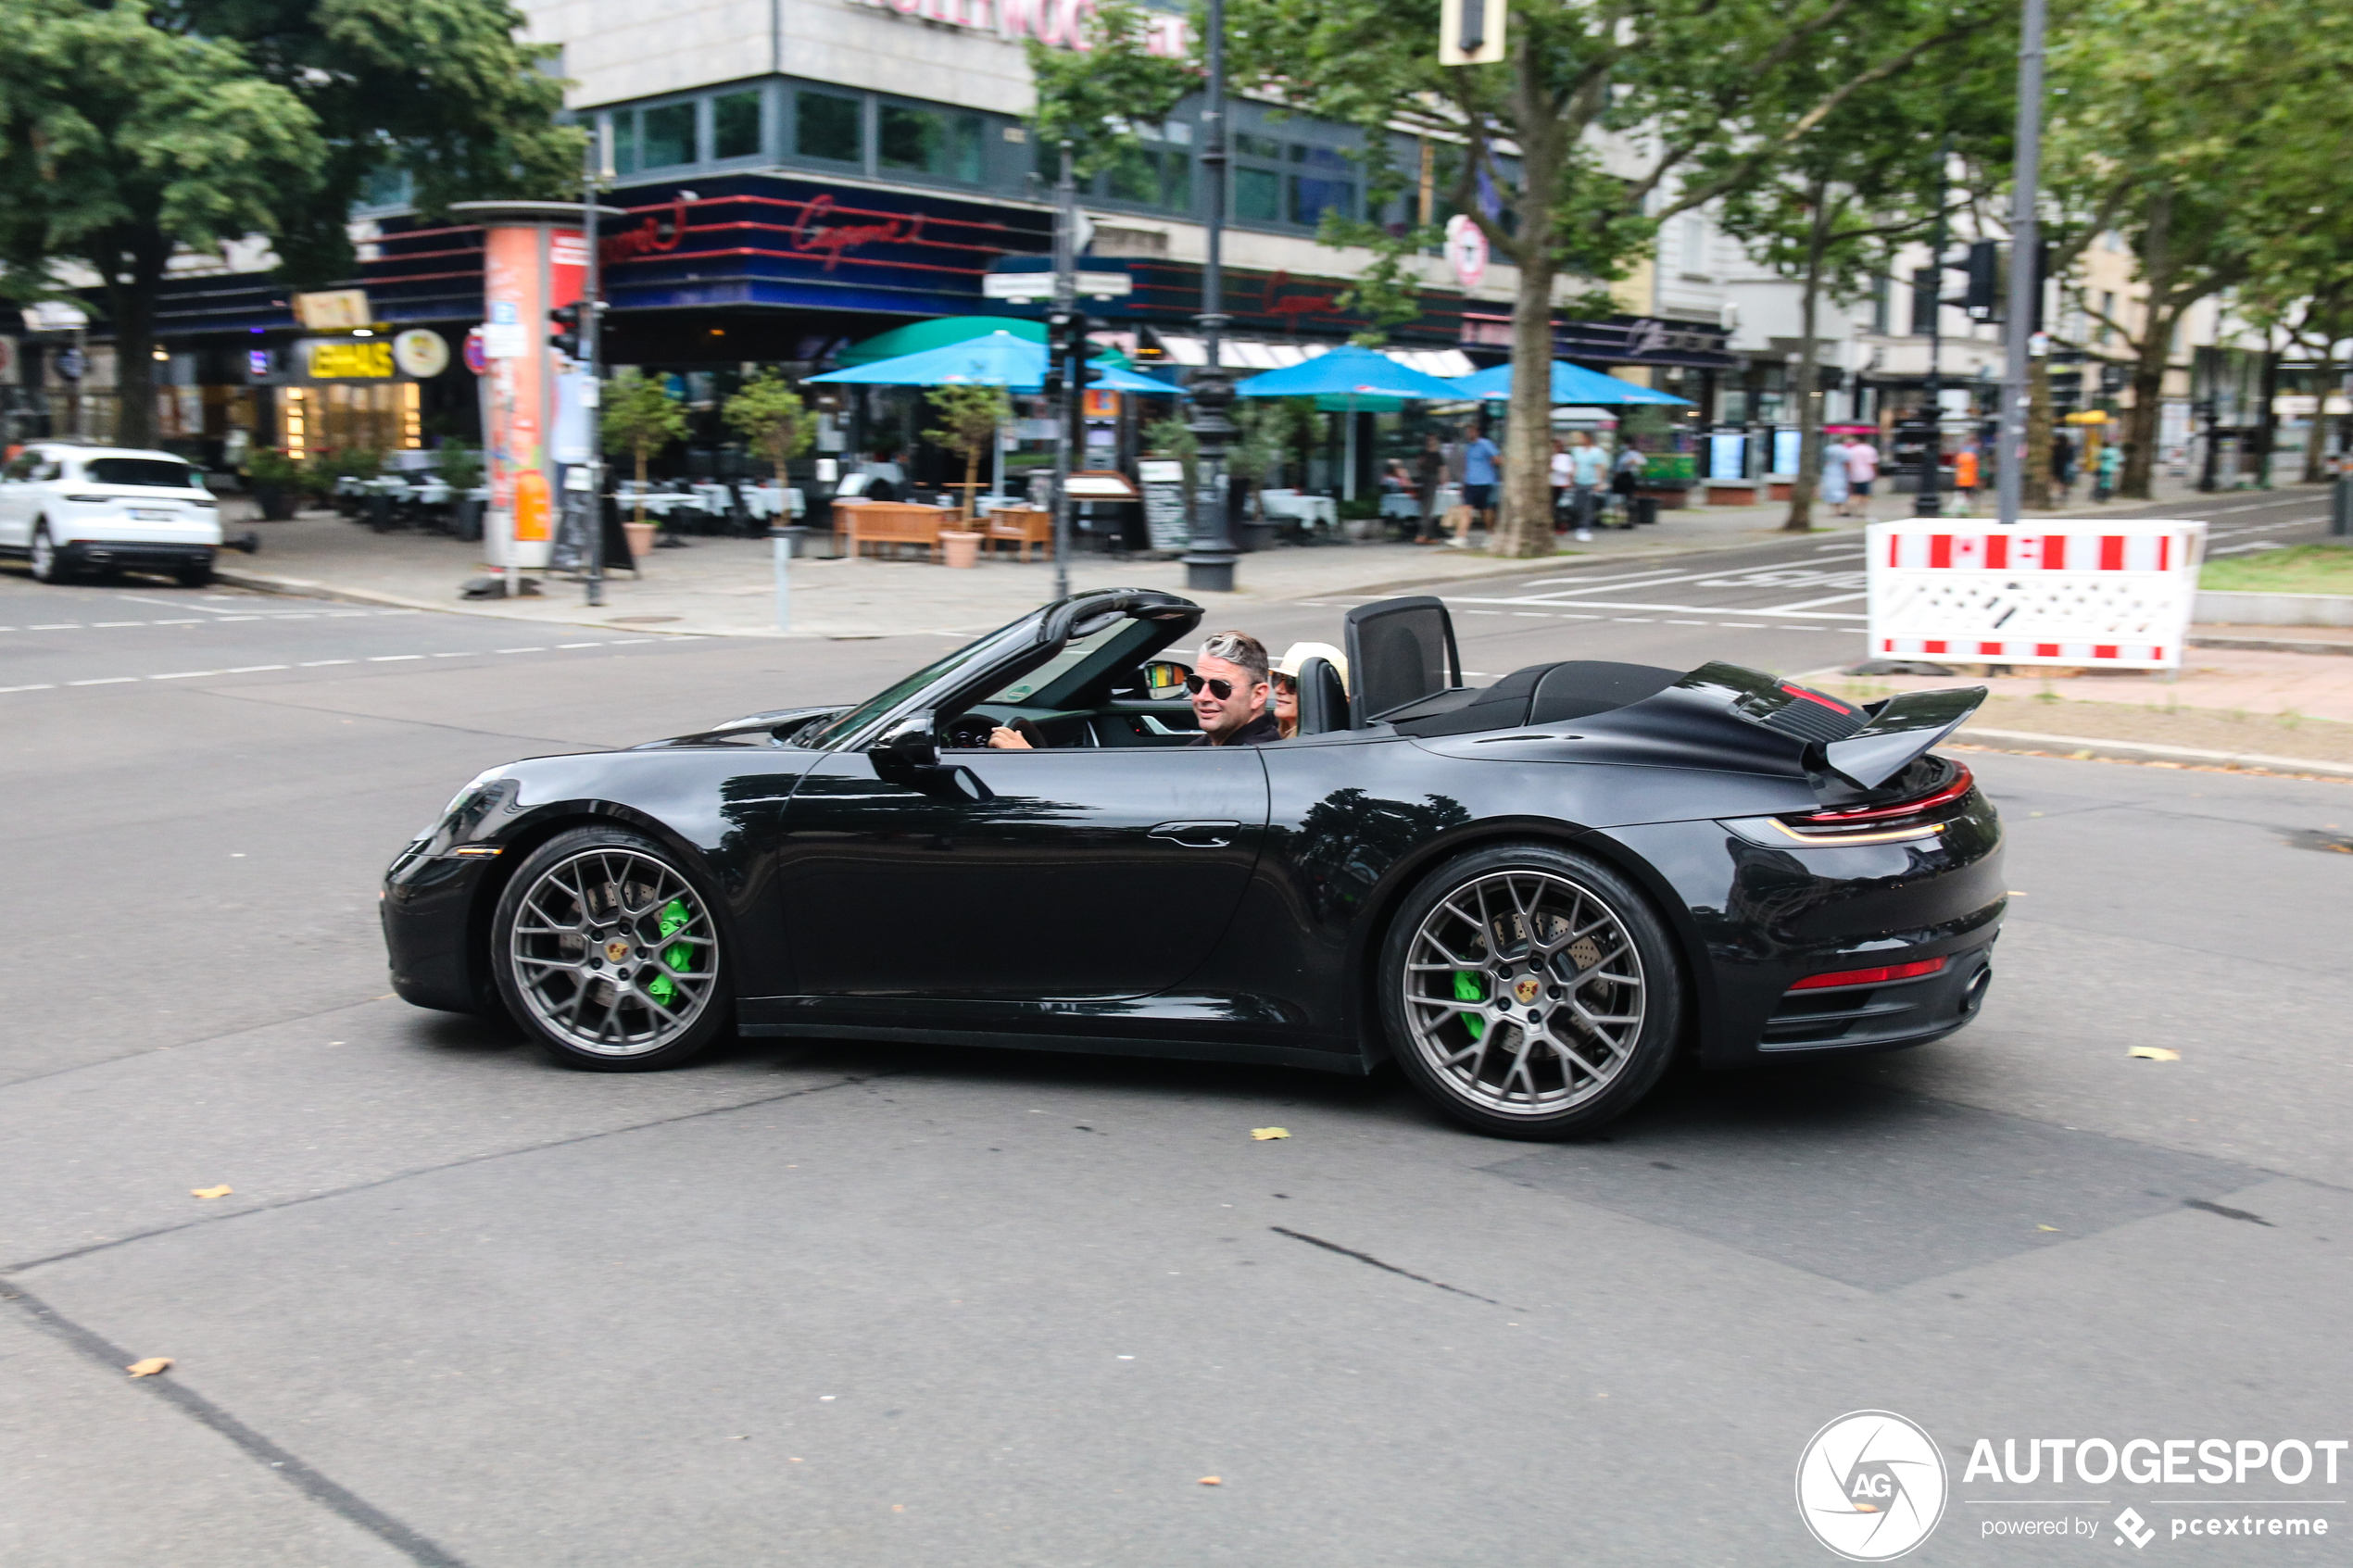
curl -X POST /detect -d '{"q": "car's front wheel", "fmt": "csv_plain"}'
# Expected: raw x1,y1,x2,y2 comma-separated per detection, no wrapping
29,523,71,583
490,826,730,1071
1380,842,1682,1139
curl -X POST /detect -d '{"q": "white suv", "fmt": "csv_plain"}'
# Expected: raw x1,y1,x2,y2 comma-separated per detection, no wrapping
0,442,231,586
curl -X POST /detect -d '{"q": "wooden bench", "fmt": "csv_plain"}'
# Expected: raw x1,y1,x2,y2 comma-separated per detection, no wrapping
983,506,1054,561
833,500,950,561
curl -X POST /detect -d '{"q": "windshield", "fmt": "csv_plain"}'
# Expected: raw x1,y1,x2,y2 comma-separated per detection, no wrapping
83,458,200,491
975,617,1134,705
794,620,1038,748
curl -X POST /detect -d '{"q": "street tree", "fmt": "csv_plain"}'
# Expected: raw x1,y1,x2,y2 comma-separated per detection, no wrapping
600,370,687,521
923,383,1014,519
724,372,820,488
2045,0,2353,498
1207,0,2003,555
0,0,321,449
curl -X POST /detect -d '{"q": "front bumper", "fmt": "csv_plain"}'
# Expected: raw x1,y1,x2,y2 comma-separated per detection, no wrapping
382,840,497,1013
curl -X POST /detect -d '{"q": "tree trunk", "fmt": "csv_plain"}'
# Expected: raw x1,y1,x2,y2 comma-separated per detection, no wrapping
963,444,980,520
2252,347,2280,489
2025,355,2055,510
2119,316,2172,501
101,228,170,451
1496,246,1559,557
1783,190,1832,533
2302,355,2333,483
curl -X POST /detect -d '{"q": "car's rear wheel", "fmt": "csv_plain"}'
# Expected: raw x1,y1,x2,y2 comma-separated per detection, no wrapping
175,556,214,588
1380,843,1682,1139
491,826,730,1071
29,524,71,584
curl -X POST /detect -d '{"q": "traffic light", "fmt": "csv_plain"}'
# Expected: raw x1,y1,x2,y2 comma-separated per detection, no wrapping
1046,309,1103,400
1964,241,2000,320
549,303,584,359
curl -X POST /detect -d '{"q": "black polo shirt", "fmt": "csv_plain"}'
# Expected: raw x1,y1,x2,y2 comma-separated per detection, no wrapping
1189,713,1281,747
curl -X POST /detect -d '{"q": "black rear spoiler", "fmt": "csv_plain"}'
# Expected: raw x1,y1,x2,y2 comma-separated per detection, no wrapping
1813,687,1986,793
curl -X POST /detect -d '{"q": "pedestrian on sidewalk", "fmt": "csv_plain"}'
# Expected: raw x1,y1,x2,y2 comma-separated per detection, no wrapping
1820,435,1852,516
1611,444,1646,525
2095,440,2121,502
1413,432,1446,544
1549,437,1573,534
2051,431,2077,503
1843,435,1881,519
1458,423,1500,546
1569,431,1609,539
1951,443,1980,516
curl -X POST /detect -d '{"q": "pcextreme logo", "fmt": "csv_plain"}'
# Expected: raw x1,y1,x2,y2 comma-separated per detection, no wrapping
1797,1411,1951,1561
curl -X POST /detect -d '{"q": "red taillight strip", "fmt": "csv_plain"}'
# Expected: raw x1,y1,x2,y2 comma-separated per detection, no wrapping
1779,683,1856,713
1789,957,1947,992
1796,762,1974,824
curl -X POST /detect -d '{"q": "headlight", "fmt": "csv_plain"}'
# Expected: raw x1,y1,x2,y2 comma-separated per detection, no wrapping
425,769,508,837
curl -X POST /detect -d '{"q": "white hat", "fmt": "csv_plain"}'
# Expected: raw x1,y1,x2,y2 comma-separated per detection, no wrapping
1273,641,1349,691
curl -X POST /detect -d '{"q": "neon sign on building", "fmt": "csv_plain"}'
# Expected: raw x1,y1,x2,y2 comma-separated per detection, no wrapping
845,0,1190,56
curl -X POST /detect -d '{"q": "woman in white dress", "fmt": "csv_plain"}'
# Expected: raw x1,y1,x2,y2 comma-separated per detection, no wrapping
1818,437,1851,513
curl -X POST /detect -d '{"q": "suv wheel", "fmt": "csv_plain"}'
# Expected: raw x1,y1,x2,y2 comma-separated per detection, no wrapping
29,523,71,584
176,555,215,588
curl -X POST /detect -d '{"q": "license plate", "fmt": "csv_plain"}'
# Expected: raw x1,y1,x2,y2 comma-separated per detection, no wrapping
132,508,181,521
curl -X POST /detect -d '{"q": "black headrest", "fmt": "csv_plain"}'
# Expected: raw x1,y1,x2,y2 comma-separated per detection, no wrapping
1295,657,1350,735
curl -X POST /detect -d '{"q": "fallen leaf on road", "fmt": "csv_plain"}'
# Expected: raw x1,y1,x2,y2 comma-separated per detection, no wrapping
190,1185,233,1199
2128,1046,2181,1061
2069,748,2095,759
2036,1225,2060,1233
126,1358,173,1377
1251,1128,1290,1141
1199,1476,1222,1486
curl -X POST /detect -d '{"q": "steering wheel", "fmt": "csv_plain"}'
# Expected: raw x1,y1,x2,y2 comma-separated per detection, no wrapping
1002,717,1048,749
945,714,997,749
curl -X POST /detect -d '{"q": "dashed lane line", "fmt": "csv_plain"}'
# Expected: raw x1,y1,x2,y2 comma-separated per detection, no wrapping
0,638,664,696
366,655,424,662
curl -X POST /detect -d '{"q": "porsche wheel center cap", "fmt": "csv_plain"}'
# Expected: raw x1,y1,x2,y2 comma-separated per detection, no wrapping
604,939,632,964
1513,976,1542,1006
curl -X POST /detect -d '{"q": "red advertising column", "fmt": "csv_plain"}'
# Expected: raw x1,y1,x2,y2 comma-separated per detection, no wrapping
449,201,609,581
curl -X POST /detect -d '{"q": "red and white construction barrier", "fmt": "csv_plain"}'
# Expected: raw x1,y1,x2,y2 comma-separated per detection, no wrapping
1866,518,2209,670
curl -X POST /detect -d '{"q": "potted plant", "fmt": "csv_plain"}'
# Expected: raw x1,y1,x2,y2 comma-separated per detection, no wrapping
600,369,688,562
434,445,485,540
924,383,1012,568
244,445,304,521
721,371,818,545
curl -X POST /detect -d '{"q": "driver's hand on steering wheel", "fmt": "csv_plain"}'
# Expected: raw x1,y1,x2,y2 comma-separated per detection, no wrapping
988,726,1032,749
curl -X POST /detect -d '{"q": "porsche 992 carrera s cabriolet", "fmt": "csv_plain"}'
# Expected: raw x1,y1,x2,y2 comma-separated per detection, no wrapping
383,590,2004,1138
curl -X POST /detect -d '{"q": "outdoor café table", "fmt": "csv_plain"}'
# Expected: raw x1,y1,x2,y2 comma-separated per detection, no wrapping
983,505,1054,561
743,484,804,522
833,499,950,561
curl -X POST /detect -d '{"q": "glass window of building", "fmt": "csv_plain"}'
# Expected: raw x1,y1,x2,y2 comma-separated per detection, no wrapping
879,104,984,182
641,101,698,169
1288,144,1356,227
796,91,863,164
612,112,640,174
1104,128,1191,212
712,90,763,160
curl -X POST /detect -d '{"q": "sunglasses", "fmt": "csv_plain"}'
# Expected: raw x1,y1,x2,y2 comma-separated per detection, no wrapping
1183,674,1250,699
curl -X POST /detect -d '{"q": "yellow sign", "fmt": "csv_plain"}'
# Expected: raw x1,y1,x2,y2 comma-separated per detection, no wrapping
308,340,395,380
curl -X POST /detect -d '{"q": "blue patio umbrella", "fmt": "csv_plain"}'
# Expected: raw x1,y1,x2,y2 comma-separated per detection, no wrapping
805,330,1177,395
1229,344,1466,402
1448,358,1692,406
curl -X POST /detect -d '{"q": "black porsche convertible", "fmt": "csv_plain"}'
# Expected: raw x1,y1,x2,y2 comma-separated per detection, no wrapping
383,590,2003,1138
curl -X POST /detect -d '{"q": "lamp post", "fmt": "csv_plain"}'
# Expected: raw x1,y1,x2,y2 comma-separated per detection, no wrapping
1180,0,1239,594
1051,140,1077,602
1995,0,2046,526
583,126,610,607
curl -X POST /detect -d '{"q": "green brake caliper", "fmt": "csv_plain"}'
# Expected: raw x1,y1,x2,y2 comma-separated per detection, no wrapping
647,897,692,1005
1453,970,1486,1041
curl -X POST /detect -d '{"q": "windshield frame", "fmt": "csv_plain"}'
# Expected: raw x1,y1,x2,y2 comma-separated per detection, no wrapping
792,617,1044,750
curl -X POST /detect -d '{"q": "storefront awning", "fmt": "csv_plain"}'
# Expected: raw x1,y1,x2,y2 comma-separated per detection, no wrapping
1155,336,1473,378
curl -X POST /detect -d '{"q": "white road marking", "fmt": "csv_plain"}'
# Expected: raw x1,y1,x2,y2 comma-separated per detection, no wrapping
152,619,203,624
68,676,138,686
433,651,471,658
91,621,143,627
214,616,261,622
497,646,546,654
556,641,604,648
367,654,423,662
224,664,289,673
29,622,81,630
0,684,57,693
150,671,221,680
1753,591,1869,612
298,659,355,667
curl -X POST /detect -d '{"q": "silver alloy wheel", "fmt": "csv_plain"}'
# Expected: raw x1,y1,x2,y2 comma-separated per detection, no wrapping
508,847,719,1057
1401,868,1646,1117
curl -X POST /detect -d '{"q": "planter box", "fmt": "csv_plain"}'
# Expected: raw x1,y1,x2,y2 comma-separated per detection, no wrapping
2195,589,2353,626
1768,476,1796,501
1704,479,1758,506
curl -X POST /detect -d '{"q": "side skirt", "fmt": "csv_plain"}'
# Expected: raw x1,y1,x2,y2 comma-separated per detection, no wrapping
735,1021,1374,1076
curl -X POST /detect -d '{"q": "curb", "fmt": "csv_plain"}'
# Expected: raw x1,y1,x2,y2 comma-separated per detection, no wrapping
209,566,739,637
2188,633,2353,658
1957,724,2353,779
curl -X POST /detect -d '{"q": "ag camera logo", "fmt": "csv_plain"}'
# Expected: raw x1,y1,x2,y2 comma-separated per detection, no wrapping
1796,1411,1949,1561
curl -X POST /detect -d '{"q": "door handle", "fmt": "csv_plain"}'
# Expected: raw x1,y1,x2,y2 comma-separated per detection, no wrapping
1148,820,1240,848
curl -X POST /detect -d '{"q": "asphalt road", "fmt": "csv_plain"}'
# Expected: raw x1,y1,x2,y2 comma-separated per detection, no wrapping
3,495,2348,1566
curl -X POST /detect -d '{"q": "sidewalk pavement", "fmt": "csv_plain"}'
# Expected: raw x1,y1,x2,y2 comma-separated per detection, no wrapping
209,471,2233,642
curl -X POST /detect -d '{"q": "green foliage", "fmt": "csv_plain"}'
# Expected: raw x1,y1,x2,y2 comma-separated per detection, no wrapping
924,383,1013,516
1026,0,1193,178
243,445,305,486
432,445,484,491
599,370,689,484
724,373,819,483
0,0,322,448
2197,543,2353,596
1228,399,1313,488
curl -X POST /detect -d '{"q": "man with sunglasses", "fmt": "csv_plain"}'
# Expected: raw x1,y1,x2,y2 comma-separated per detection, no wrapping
1185,629,1278,747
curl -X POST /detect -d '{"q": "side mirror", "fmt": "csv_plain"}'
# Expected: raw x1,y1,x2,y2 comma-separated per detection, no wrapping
869,711,939,776
1141,660,1192,701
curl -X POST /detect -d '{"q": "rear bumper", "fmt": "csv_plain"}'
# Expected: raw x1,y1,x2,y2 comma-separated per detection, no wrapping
1758,940,1995,1052
62,539,215,569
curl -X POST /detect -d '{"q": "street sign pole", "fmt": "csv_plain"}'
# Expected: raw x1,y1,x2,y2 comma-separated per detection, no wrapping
1181,0,1239,594
1051,142,1076,604
1996,0,2046,527
583,127,609,608
1914,137,1951,518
